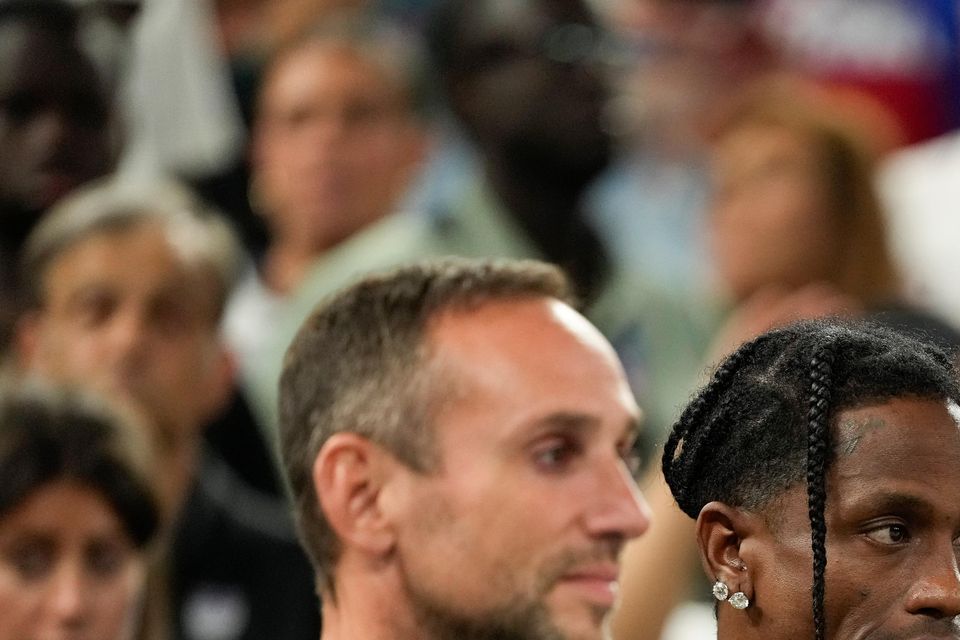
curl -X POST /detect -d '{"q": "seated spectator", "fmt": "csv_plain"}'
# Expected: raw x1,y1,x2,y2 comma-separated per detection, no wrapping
225,14,426,388
425,0,614,303
705,76,958,353
14,180,318,640
0,0,119,354
588,0,777,295
663,319,960,640
0,381,159,640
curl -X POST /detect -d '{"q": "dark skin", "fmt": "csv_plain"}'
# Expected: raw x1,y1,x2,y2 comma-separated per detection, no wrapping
0,20,114,249
440,0,613,303
698,397,960,640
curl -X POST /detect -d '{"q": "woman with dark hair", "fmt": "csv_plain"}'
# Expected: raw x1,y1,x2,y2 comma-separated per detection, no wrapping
0,383,160,640
663,319,960,640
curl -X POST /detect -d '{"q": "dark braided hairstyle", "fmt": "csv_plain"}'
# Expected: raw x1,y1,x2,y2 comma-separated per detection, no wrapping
663,319,960,640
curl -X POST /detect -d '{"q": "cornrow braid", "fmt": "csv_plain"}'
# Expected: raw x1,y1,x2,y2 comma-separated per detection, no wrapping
663,335,767,518
807,344,836,640
661,318,960,640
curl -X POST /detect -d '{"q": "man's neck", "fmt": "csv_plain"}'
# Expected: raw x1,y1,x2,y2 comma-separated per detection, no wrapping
320,562,424,640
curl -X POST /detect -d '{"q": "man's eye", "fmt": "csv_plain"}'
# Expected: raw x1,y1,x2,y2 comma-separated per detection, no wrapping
532,438,581,472
71,292,115,328
87,541,130,578
864,523,910,545
150,300,192,336
5,543,54,581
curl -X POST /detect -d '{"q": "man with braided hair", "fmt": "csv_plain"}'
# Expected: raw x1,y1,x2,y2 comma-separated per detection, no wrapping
662,319,960,640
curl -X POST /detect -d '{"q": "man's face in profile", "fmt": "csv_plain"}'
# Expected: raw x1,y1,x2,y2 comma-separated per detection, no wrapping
389,297,650,640
0,21,113,229
740,397,960,640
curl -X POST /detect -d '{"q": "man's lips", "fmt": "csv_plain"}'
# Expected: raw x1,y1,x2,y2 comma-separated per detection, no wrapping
558,564,620,607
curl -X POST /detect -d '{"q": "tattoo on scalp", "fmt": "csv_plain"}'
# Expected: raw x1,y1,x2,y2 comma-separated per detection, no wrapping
836,417,887,456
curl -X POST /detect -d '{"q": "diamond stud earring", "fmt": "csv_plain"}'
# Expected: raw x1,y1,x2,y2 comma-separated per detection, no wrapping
729,592,750,609
712,581,729,601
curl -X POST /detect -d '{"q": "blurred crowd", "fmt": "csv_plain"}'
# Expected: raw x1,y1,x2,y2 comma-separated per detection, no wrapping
0,0,959,639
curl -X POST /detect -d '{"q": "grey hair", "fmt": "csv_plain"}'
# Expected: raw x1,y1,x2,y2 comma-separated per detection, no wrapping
20,178,243,323
260,10,432,120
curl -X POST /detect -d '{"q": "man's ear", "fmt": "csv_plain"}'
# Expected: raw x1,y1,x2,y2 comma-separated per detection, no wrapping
697,501,761,603
313,433,398,558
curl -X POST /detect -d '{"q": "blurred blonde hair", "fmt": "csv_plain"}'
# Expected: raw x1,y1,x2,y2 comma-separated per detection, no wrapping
708,74,902,305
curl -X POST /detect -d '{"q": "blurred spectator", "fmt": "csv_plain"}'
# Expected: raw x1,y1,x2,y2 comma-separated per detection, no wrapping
589,0,778,295
0,0,120,353
0,0,118,247
702,75,957,352
122,0,374,258
225,16,426,384
709,76,897,309
427,0,614,302
13,180,318,640
0,381,159,640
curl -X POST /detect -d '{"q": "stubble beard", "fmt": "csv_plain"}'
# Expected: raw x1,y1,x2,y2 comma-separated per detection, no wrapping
404,546,618,640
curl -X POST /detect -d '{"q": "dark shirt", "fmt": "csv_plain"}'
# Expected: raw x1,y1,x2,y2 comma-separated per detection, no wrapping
171,453,320,640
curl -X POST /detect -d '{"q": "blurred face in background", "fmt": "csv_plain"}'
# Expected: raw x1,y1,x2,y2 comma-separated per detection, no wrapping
445,0,613,180
19,222,231,517
0,21,113,230
0,481,146,640
708,122,843,302
252,41,425,255
607,0,771,156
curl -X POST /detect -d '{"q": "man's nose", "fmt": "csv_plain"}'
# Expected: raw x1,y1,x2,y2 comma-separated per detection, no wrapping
107,311,150,358
585,460,652,541
905,542,960,619
46,562,89,629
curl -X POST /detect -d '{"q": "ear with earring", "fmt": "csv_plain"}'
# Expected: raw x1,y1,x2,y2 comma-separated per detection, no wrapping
713,580,750,609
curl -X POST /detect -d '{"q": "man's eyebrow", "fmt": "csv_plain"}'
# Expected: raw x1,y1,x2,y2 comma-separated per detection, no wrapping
529,412,641,443
63,282,107,307
532,412,600,433
862,492,935,518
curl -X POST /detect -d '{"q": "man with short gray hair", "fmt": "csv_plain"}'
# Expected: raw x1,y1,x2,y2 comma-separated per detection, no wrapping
280,257,651,640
